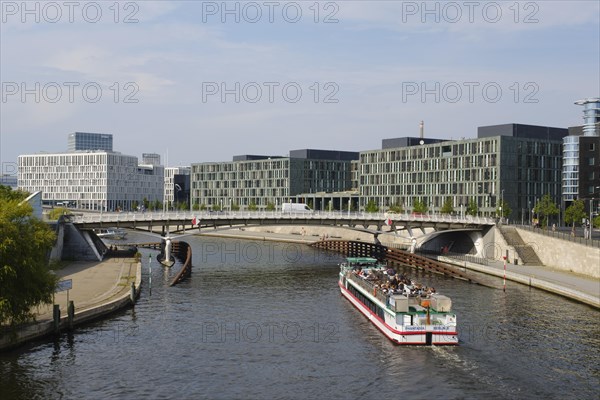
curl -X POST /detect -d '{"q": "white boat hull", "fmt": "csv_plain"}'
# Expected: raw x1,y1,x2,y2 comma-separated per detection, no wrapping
339,281,458,345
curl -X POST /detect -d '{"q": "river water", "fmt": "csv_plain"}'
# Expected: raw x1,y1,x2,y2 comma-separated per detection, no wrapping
1,234,599,399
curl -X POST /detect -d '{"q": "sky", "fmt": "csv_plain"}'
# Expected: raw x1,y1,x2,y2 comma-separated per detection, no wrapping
1,0,599,173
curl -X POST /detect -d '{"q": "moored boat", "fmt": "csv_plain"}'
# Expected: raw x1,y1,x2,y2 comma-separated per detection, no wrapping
339,257,458,345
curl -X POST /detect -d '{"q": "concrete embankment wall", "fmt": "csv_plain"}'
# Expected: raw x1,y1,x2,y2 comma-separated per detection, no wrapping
515,228,600,279
480,226,519,263
0,262,142,351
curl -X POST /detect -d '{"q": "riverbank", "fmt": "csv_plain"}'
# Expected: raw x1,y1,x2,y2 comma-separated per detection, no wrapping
198,226,600,309
0,257,142,351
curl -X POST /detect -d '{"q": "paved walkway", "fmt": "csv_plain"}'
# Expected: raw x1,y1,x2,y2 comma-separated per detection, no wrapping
35,257,138,322
199,228,600,308
482,259,599,298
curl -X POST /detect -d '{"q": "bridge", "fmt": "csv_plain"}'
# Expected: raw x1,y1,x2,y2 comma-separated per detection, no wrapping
69,211,497,258
71,211,495,233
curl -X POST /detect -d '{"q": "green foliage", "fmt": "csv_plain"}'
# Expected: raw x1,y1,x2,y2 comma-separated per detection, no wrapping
143,197,150,210
440,198,454,214
412,199,428,214
594,215,600,229
212,203,222,211
200,204,207,211
231,203,240,211
388,201,404,213
466,199,478,216
496,200,512,218
0,194,58,326
0,185,28,201
266,202,276,211
248,202,258,211
177,201,189,211
326,200,336,211
192,203,200,211
365,200,379,213
534,194,559,228
132,200,139,211
152,199,162,211
47,207,70,220
307,199,314,210
565,199,586,227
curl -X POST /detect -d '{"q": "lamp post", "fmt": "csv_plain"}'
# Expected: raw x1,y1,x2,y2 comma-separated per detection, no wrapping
590,186,600,237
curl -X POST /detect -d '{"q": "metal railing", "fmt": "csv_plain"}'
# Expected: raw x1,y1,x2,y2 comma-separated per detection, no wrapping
71,210,497,226
416,249,489,266
514,224,600,249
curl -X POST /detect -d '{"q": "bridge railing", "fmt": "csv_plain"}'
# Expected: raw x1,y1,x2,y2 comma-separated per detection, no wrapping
71,210,496,225
513,224,600,249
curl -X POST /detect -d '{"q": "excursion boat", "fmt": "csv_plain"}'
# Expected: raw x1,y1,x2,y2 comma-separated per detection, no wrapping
93,227,128,240
339,257,458,345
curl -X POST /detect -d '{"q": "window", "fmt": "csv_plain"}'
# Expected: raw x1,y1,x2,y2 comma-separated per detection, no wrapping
589,157,596,166
590,143,596,151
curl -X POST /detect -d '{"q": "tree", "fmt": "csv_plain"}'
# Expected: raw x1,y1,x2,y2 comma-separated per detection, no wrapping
496,200,512,219
565,199,586,229
153,199,162,211
440,197,454,214
265,202,275,211
248,202,258,211
594,215,600,229
132,200,139,211
412,199,428,214
143,197,150,210
1,188,58,326
192,203,200,211
466,199,478,216
178,201,188,211
388,201,404,214
47,207,70,220
212,203,222,211
365,200,379,213
0,186,27,202
534,194,559,228
231,203,240,211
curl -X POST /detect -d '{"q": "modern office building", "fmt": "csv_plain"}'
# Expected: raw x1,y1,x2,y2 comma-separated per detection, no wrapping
165,167,191,209
142,153,161,166
0,174,18,189
562,98,600,206
67,132,113,152
358,124,567,221
19,135,164,211
191,149,358,210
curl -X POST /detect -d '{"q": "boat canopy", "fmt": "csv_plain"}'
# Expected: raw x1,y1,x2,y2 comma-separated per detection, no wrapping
345,257,379,264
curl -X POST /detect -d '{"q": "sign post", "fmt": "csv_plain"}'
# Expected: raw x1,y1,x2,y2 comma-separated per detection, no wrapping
56,279,73,309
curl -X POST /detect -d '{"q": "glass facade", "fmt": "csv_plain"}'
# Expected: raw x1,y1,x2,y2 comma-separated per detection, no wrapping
562,98,600,204
358,136,563,219
67,132,113,152
191,157,354,210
